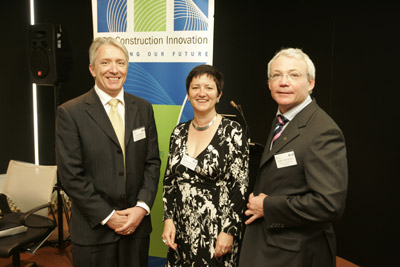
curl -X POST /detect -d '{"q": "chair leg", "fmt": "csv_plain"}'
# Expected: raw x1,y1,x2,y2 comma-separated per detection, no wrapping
12,251,20,267
12,251,38,267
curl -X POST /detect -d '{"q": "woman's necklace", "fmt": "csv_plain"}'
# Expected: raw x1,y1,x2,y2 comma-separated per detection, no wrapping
192,114,217,131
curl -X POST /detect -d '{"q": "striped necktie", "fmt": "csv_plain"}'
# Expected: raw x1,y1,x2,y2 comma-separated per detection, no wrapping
271,114,288,146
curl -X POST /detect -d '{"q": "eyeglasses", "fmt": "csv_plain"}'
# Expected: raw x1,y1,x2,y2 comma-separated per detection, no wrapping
269,72,307,81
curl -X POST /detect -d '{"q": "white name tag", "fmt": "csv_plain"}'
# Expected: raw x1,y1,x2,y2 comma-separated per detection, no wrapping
132,127,146,142
274,150,297,168
180,154,198,171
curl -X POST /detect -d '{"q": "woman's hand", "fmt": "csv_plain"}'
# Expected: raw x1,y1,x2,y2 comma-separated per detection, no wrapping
162,219,178,250
215,231,233,258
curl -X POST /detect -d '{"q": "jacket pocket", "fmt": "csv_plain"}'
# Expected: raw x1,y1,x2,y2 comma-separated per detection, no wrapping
266,232,302,252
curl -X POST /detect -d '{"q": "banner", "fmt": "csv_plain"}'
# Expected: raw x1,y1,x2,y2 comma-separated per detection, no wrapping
91,0,214,257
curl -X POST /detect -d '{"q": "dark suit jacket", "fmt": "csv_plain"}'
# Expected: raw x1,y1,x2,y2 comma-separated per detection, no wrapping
240,100,348,267
55,88,161,245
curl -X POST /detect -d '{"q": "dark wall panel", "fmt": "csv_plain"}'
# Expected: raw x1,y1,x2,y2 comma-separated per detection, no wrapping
213,4,336,145
34,0,94,165
35,0,94,104
1,1,93,170
0,2,34,172
331,8,399,266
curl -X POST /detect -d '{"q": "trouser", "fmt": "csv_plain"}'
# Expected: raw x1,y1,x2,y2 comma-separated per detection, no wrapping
72,235,150,267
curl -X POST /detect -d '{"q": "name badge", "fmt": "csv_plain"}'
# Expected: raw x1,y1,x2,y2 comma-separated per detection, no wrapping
132,127,146,142
274,150,297,168
180,154,198,171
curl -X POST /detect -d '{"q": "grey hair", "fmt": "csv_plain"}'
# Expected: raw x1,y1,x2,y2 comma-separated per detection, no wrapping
89,37,129,65
267,48,316,81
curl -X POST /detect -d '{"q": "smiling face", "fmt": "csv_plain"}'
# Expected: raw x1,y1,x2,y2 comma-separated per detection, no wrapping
89,44,128,97
268,55,315,113
187,74,222,115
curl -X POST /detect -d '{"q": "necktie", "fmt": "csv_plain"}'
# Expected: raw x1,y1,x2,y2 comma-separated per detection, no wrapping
271,114,288,146
108,99,125,158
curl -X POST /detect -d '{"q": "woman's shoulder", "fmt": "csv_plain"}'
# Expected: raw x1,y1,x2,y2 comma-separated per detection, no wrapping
221,116,243,131
171,120,190,135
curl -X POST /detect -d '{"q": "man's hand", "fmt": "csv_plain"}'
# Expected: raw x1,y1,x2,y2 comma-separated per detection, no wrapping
114,206,147,235
244,193,267,225
106,211,128,230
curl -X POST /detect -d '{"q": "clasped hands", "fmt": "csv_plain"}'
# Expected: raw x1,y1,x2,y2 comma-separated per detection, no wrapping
162,219,233,258
106,206,147,235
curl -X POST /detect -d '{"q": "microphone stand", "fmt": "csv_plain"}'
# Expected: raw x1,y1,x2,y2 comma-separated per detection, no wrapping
230,100,251,143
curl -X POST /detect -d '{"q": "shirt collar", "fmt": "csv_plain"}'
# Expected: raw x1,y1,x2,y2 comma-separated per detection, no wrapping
94,85,125,106
276,95,312,121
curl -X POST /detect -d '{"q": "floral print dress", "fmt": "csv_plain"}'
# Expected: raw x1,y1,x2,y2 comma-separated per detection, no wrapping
163,117,249,266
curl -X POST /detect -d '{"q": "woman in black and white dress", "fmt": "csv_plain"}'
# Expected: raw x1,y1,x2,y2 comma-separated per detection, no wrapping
162,64,249,266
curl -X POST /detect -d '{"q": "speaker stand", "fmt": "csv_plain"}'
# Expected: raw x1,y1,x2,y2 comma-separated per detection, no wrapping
53,83,71,248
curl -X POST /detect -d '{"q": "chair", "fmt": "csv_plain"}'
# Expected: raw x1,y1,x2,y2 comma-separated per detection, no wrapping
0,160,57,267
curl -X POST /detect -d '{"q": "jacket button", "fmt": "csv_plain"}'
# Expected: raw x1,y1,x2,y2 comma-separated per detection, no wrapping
120,194,125,199
119,171,124,176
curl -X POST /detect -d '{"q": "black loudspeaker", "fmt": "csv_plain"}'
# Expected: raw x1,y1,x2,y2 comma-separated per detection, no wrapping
28,24,72,85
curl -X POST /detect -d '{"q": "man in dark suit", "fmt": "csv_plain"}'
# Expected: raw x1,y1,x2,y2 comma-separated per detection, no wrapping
239,48,348,267
56,37,161,267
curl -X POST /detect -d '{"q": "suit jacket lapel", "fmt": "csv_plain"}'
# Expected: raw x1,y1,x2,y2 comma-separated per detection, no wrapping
84,88,121,147
259,100,318,167
260,118,277,161
260,121,300,166
124,93,138,147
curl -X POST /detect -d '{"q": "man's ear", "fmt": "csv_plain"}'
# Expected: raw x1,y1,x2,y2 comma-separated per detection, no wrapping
308,79,315,93
89,64,96,78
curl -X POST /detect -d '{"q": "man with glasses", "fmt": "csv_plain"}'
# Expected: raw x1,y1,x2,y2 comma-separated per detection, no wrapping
239,48,348,267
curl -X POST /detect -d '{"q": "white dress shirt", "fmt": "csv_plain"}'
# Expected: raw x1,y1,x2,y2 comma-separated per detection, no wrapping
94,86,150,225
